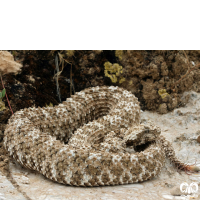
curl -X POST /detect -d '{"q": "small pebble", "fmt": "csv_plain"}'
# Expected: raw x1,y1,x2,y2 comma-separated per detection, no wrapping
197,135,200,143
170,186,182,196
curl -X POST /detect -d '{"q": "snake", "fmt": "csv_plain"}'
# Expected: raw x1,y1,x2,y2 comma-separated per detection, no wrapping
3,86,186,186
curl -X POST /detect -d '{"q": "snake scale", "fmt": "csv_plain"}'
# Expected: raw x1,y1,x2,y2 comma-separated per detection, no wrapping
3,86,185,186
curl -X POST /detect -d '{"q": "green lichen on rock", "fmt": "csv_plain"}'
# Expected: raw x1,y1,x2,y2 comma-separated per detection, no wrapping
45,102,54,107
115,50,124,60
158,89,170,99
66,50,75,57
104,62,123,83
0,99,6,111
119,77,126,84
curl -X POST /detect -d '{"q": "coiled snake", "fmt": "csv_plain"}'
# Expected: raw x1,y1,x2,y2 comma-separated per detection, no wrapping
4,86,186,186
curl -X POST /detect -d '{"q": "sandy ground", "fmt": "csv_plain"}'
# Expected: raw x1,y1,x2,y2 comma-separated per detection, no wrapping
0,90,200,200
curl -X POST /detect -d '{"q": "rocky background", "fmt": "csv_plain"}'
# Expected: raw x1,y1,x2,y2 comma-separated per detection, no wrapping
0,50,200,200
0,50,200,141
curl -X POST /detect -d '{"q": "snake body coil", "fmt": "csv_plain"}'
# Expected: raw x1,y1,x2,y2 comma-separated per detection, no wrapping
4,86,181,186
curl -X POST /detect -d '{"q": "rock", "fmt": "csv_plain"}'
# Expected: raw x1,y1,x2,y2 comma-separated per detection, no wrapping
158,103,168,114
170,186,182,196
197,135,200,143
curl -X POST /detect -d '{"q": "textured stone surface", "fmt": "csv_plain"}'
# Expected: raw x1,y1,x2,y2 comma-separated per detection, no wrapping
0,172,26,200
0,51,22,75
